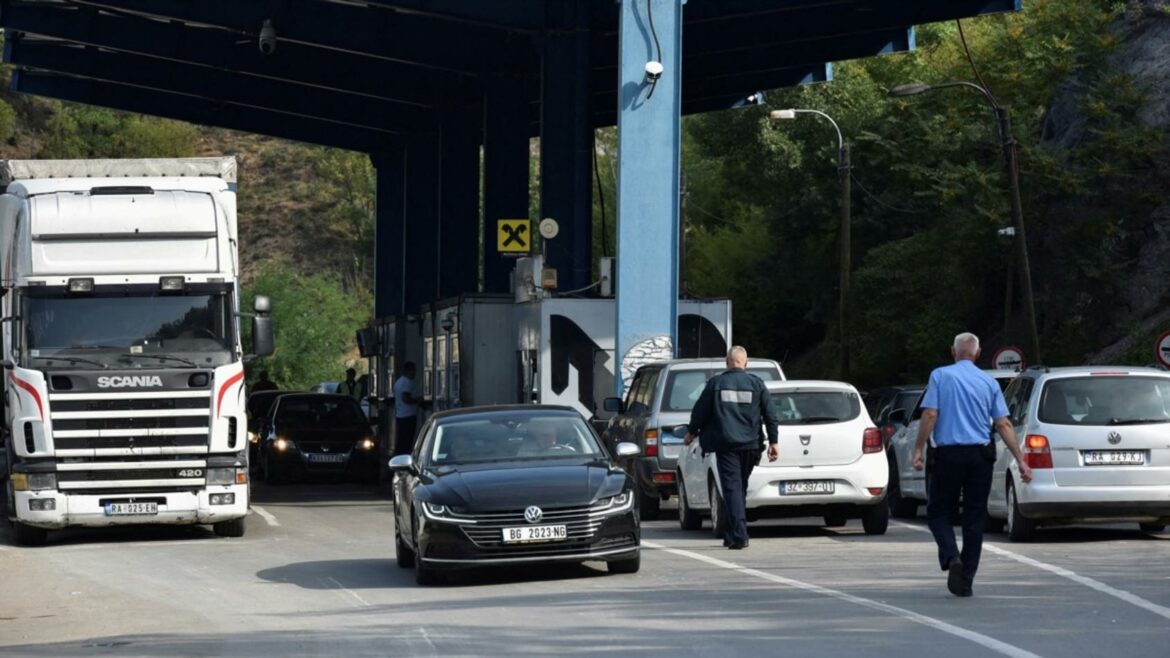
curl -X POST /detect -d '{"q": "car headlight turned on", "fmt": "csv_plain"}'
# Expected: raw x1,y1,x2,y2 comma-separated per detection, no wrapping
422,502,477,525
591,491,634,515
275,437,292,452
248,431,258,444
11,473,57,491
359,437,376,450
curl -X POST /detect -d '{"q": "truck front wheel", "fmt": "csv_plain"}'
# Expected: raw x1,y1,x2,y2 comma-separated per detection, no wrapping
213,516,246,538
13,522,47,546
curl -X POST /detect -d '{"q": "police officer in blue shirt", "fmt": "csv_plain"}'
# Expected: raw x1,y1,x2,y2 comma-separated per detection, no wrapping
684,346,780,550
913,332,1032,597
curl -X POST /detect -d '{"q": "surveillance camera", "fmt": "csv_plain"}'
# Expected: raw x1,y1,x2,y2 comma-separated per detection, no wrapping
258,19,277,55
644,61,664,83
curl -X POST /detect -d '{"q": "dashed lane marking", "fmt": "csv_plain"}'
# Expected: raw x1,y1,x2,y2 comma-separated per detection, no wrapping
644,540,1040,658
892,520,1170,621
251,505,280,527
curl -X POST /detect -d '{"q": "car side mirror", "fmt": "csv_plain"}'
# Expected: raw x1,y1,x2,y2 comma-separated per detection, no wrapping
671,425,688,438
603,397,624,413
615,442,640,458
388,454,415,472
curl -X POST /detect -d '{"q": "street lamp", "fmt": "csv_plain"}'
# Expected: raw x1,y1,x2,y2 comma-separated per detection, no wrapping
770,108,852,380
888,82,1041,364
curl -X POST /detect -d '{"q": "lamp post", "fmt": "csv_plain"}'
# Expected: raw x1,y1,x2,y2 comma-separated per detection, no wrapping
770,108,851,379
889,82,1041,364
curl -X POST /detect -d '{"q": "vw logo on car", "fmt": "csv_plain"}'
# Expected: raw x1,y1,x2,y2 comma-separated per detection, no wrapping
524,506,544,524
1107,431,1122,445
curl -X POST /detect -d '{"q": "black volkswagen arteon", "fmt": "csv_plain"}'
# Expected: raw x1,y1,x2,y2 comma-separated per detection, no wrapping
390,406,642,585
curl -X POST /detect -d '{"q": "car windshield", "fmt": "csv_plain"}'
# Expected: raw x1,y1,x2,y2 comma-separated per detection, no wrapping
427,412,604,465
278,397,366,429
1038,376,1170,426
663,367,781,411
23,291,233,368
770,390,861,425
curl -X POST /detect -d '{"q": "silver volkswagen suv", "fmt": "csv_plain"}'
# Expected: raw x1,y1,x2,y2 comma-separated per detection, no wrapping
990,365,1170,541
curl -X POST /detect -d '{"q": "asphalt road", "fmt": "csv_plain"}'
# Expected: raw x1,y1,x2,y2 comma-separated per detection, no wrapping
1,482,1168,657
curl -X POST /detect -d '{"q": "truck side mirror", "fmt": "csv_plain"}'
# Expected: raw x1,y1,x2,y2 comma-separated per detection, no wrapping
252,316,274,357
603,397,624,413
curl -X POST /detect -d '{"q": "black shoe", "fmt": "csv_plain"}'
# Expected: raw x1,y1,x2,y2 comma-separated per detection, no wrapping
958,585,973,597
728,539,749,550
947,558,965,596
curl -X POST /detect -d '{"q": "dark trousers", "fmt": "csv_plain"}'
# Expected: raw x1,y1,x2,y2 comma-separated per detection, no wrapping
393,416,417,457
926,445,994,583
716,449,757,545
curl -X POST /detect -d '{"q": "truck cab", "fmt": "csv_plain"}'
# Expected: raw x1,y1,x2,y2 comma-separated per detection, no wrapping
1,157,272,545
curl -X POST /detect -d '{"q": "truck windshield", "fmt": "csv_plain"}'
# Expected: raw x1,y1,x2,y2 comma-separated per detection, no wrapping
23,292,234,368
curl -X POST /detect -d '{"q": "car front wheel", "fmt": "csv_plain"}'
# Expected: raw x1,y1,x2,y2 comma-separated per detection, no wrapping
607,551,641,574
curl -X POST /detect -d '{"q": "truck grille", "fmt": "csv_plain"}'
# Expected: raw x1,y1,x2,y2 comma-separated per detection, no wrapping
49,390,213,492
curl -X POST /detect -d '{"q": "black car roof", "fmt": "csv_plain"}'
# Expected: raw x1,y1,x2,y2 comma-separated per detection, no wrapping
428,404,582,421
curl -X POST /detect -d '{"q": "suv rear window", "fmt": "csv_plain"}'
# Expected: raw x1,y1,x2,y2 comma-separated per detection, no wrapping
662,367,780,411
771,391,861,425
1038,376,1170,426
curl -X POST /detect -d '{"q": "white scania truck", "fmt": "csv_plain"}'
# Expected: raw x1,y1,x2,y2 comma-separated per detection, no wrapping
0,157,273,545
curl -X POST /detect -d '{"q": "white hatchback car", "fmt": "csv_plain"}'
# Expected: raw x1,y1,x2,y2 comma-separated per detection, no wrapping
676,380,889,536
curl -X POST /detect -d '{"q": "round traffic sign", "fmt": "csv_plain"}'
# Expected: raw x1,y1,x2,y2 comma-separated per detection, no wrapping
1156,330,1170,368
992,346,1024,371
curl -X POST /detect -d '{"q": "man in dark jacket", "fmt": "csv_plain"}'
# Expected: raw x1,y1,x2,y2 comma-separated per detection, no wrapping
684,346,779,549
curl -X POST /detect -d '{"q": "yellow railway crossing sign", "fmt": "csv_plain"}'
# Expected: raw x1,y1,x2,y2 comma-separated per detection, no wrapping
497,219,531,254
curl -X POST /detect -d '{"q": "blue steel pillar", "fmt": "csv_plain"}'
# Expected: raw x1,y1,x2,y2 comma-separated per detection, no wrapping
483,76,531,294
540,0,593,291
438,104,482,298
371,147,406,318
615,0,682,395
404,131,441,313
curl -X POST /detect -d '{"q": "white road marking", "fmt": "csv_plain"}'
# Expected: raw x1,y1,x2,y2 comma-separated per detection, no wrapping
892,520,1170,621
250,505,280,527
644,540,1039,658
325,576,370,608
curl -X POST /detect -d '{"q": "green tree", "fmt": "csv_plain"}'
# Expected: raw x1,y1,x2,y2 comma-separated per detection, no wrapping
243,262,370,390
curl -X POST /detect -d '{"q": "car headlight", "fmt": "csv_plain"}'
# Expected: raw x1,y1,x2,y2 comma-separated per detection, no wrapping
11,473,57,492
248,431,258,444
421,502,477,524
359,437,376,450
593,491,633,514
274,438,293,452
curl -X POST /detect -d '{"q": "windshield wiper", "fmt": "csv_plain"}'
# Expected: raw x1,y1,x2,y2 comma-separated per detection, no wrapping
799,416,843,423
46,356,108,369
1107,417,1170,425
119,353,198,368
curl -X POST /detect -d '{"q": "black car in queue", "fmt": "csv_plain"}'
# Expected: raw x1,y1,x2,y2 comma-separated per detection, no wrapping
258,393,378,483
390,406,642,585
246,389,295,469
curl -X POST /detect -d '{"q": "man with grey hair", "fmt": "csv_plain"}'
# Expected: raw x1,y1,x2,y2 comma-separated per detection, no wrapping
684,346,779,549
913,332,1032,597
